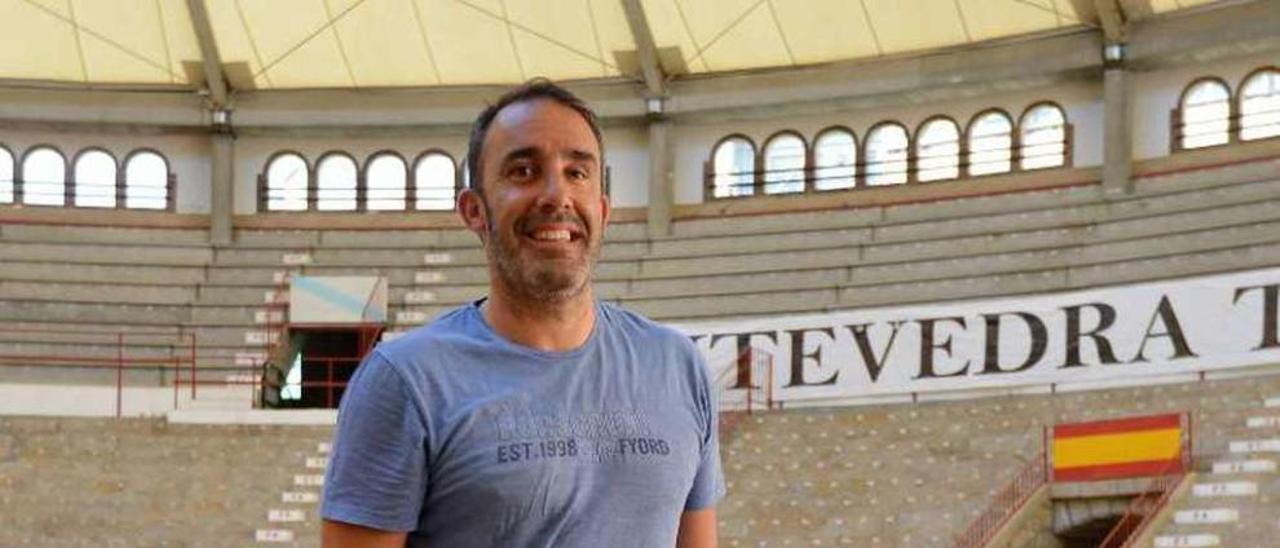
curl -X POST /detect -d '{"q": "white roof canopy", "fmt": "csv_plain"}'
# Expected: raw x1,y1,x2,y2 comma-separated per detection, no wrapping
0,0,1226,90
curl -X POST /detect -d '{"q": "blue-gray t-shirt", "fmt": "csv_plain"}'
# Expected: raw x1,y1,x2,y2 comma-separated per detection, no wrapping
321,300,725,547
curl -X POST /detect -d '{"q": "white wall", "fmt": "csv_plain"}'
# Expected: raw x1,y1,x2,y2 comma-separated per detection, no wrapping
234,125,650,213
670,81,1106,205
0,49,1275,216
1130,51,1280,160
0,130,211,213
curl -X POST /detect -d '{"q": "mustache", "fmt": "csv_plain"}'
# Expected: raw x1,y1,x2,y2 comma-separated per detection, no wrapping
517,213,586,233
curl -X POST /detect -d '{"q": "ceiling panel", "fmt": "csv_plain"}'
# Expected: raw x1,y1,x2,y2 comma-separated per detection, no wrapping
0,0,1236,88
956,0,1067,43
0,0,82,82
586,0,635,71
771,0,880,65
863,0,969,54
416,0,523,85
695,2,790,72
258,23,352,88
639,0,710,72
203,0,266,86
505,0,615,79
72,0,188,83
332,0,439,86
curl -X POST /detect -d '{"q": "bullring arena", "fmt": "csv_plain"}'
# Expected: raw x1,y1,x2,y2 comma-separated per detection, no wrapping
2,0,1280,546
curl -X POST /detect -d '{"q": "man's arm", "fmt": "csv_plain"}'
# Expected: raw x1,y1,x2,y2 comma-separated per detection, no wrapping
322,519,409,548
676,508,718,548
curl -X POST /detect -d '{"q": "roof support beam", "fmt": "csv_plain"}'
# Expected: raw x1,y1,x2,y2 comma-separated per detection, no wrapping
1094,0,1129,44
620,0,666,97
186,0,229,108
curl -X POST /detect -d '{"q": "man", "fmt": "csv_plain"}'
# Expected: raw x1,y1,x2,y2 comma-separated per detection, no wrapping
320,79,724,547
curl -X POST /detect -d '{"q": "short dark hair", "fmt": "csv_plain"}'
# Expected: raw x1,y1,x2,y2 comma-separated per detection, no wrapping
465,78,605,197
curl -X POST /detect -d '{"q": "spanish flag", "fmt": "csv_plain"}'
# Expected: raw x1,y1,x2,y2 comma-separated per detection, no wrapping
1052,413,1185,482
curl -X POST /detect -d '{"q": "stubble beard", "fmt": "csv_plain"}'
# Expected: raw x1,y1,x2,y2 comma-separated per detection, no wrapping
484,203,601,306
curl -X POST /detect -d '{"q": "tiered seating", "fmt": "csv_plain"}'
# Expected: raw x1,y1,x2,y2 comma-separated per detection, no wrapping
0,226,212,388
0,416,332,547
1147,389,1280,546
3,157,1279,411
718,367,1280,546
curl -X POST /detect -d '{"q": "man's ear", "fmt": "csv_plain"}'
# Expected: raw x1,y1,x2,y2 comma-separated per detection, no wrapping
599,192,611,229
457,189,488,240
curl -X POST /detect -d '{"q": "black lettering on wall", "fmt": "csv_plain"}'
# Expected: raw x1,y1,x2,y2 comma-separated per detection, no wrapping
1060,303,1119,367
1131,295,1197,362
785,327,838,387
980,312,1048,374
914,316,970,379
844,321,906,383
711,331,779,389
1234,284,1280,351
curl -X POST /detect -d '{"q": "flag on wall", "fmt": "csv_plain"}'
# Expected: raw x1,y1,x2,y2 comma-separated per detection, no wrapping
1052,413,1186,482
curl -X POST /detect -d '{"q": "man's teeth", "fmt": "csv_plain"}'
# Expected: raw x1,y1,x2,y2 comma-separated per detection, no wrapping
531,230,572,241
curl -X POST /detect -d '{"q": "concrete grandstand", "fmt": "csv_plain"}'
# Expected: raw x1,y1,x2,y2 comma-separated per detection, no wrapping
2,0,1280,546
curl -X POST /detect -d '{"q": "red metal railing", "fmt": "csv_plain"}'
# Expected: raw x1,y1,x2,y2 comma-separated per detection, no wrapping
952,449,1049,548
0,326,197,417
257,323,383,409
714,347,776,444
714,346,776,414
1097,413,1195,548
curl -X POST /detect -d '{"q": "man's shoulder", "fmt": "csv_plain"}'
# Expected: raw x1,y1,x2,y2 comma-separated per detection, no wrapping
599,302,698,355
375,304,480,360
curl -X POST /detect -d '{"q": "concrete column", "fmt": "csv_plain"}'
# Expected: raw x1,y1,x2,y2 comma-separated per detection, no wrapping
209,133,235,245
1102,65,1132,194
646,119,673,239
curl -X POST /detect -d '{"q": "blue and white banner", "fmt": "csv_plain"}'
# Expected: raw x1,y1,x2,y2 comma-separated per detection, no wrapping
289,276,387,324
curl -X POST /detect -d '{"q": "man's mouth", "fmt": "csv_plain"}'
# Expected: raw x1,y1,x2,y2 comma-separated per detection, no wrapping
529,229,574,242
521,218,586,244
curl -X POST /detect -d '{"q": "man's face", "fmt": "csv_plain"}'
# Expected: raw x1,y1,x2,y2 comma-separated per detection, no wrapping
462,98,610,304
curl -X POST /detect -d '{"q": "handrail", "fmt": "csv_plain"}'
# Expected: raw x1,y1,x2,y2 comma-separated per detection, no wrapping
0,328,196,418
1096,463,1187,548
952,449,1048,548
714,346,775,414
1097,412,1194,548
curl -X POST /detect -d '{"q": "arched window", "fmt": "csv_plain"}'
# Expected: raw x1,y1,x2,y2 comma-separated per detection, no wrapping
968,111,1013,176
414,152,456,210
1240,69,1280,141
762,132,806,195
864,123,908,186
1019,103,1068,170
316,154,357,211
365,153,407,211
712,136,755,198
125,151,169,210
73,150,117,208
1180,79,1231,149
265,153,308,211
0,146,14,204
813,128,856,191
915,118,960,182
22,147,66,206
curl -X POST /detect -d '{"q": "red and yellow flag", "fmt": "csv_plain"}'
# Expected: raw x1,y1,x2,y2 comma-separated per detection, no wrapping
1052,413,1184,482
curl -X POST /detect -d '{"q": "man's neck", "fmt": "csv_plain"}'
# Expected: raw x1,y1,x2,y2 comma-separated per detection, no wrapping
481,287,597,352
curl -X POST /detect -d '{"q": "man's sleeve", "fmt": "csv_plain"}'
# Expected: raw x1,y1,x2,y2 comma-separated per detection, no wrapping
320,350,429,532
684,347,727,510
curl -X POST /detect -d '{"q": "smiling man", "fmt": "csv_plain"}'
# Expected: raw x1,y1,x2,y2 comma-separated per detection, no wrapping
320,80,725,547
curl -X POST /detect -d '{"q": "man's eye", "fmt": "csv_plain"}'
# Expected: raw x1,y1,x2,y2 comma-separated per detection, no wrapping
568,168,589,180
507,165,534,178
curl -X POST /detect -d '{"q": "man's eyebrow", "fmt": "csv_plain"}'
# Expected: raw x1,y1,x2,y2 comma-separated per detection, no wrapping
499,147,598,165
500,147,538,164
565,149,598,165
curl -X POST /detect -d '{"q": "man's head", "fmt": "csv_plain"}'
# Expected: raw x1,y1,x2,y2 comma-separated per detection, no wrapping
458,79,611,305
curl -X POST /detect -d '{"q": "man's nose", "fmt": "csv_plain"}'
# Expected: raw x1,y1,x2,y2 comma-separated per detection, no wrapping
535,164,572,210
